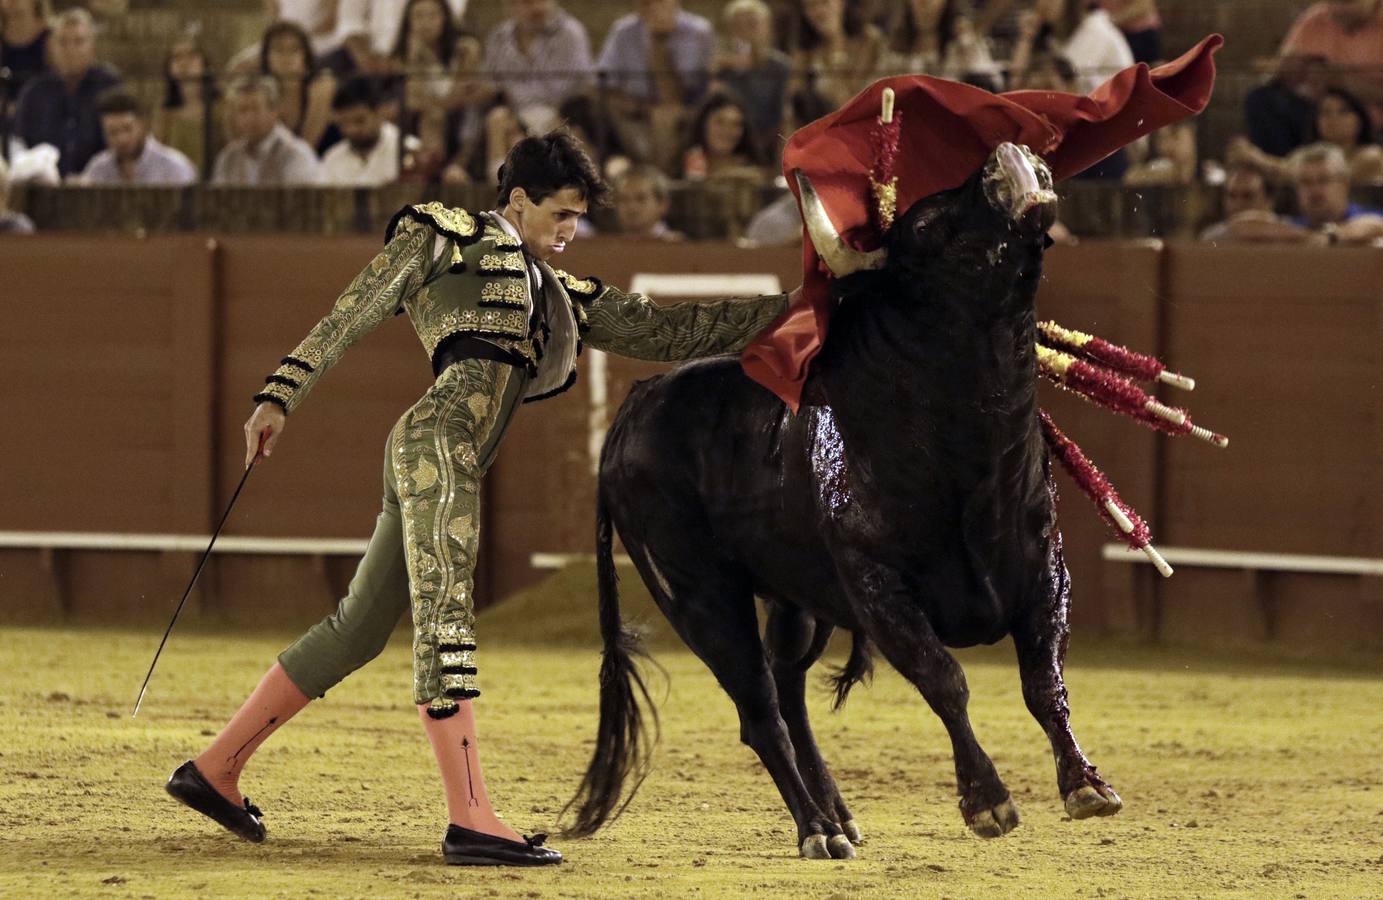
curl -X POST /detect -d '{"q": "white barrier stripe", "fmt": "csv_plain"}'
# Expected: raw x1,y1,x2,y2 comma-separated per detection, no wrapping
628,274,782,298
1102,544,1383,576
0,532,369,555
531,552,634,569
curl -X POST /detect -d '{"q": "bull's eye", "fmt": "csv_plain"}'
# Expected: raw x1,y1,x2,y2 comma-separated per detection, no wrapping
911,207,943,236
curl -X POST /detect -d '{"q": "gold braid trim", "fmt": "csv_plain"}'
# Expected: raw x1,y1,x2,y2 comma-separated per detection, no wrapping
385,201,481,247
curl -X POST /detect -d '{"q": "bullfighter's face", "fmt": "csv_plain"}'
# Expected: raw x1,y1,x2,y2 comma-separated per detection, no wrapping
889,142,1056,308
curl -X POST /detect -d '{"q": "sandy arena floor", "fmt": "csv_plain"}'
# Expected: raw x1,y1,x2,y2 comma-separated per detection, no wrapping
2,567,1381,898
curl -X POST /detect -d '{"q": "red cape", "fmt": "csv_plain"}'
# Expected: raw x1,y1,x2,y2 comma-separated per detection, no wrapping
741,34,1223,411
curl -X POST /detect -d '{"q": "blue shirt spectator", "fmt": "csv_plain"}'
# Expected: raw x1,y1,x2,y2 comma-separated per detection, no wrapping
597,1,714,105
13,9,121,177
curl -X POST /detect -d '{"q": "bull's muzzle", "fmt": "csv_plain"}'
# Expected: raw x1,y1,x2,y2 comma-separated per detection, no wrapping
984,143,1057,220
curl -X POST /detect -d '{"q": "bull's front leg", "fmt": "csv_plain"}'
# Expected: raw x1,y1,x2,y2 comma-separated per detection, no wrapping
1013,529,1123,819
834,547,1019,839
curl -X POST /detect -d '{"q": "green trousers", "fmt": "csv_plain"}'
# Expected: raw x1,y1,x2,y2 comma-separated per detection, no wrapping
278,358,525,716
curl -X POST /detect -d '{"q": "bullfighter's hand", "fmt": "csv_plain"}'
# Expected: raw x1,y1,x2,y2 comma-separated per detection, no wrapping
244,402,286,468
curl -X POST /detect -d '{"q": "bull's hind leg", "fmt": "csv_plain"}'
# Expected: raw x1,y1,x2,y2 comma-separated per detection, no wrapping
1013,531,1122,819
628,542,855,860
837,552,1018,839
764,603,862,845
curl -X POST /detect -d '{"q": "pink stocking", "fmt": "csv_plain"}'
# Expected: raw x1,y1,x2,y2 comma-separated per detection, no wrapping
193,662,310,803
418,701,524,843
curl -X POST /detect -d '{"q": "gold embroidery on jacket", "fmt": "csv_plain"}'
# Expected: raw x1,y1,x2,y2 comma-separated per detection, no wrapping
477,252,526,275
479,279,528,309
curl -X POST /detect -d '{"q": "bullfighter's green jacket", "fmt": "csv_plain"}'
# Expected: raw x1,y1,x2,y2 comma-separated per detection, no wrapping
253,202,791,413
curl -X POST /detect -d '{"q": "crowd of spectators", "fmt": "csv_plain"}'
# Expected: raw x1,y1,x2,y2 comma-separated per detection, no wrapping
0,0,1380,244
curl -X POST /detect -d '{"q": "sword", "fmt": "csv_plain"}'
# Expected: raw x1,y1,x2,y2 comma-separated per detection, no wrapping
132,440,263,717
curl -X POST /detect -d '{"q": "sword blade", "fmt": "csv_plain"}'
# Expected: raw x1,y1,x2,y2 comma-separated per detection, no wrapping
132,457,258,717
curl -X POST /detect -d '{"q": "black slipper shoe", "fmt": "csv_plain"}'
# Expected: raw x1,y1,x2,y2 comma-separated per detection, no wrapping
165,760,267,843
442,824,562,866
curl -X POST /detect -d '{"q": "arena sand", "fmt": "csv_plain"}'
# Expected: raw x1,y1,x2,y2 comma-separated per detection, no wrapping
2,565,1381,899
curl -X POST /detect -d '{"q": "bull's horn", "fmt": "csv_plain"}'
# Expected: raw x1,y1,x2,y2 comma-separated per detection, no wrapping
794,169,888,277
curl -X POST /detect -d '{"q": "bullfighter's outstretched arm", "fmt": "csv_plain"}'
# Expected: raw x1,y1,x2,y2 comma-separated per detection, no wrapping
571,279,789,362
253,218,453,414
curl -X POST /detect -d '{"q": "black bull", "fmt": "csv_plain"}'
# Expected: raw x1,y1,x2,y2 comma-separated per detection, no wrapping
562,144,1123,860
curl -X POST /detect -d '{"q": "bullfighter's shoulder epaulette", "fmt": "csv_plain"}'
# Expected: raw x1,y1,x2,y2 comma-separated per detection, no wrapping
385,201,484,248
551,268,603,302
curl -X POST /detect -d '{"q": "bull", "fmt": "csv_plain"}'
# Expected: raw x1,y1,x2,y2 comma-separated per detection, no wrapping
562,142,1124,860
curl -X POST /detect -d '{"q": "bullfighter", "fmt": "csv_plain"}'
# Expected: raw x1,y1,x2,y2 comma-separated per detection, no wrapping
164,132,792,867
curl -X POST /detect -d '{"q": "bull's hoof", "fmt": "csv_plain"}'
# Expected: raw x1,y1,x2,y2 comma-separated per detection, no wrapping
800,834,831,859
841,819,864,845
967,797,1020,839
1064,784,1123,819
827,835,856,859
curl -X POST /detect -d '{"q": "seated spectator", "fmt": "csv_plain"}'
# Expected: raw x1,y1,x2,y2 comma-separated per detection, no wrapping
1123,120,1196,186
481,0,593,136
261,20,338,153
1,0,51,104
942,15,1003,89
152,30,225,178
1198,164,1281,242
335,0,468,57
1280,0,1383,132
1242,52,1328,158
1219,143,1383,243
402,107,458,182
0,155,35,234
1009,45,1078,91
320,77,400,185
788,0,885,127
597,0,714,171
1290,142,1383,240
1013,1,1133,95
212,76,324,185
741,189,801,246
1105,0,1160,64
882,0,960,75
1231,86,1383,185
612,164,684,240
392,0,462,112
81,89,197,185
13,8,120,177
555,93,632,178
713,0,791,137
269,0,348,56
680,90,768,181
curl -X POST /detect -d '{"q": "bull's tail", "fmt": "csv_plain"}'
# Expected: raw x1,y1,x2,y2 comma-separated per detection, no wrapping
826,631,875,711
559,485,660,837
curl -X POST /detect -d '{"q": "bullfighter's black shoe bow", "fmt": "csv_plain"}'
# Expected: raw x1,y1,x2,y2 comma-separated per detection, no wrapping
165,760,267,843
442,824,562,866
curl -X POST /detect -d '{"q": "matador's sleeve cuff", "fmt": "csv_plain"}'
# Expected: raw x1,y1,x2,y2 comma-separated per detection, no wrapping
251,356,316,413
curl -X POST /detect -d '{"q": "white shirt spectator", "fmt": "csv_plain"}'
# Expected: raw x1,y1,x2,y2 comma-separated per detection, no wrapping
1065,9,1135,94
321,120,401,186
81,136,197,186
